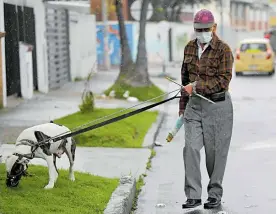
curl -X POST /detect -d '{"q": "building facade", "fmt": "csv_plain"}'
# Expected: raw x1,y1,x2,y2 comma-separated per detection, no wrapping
177,0,271,32
230,0,271,31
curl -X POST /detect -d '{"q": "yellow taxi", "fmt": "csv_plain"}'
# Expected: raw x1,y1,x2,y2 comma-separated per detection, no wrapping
235,38,275,76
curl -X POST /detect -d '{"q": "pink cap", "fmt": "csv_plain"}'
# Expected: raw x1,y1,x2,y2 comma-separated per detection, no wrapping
193,9,215,29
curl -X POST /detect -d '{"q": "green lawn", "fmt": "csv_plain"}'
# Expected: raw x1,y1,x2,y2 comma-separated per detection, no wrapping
54,108,159,148
104,82,164,102
0,164,118,214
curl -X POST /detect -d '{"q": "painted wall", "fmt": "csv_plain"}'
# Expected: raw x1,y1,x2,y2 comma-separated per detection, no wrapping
95,21,194,65
3,0,49,95
69,12,97,80
96,22,136,66
95,20,266,66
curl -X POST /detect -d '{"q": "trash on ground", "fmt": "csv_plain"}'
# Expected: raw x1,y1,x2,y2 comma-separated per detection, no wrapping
244,205,258,208
156,203,166,208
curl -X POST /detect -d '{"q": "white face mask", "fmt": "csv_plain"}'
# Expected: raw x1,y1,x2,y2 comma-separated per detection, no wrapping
195,31,212,44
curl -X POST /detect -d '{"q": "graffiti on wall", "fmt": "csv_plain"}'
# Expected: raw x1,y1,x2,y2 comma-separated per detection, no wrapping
96,23,135,65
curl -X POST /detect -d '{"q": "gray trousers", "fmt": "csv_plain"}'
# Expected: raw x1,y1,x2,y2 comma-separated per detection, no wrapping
183,92,233,200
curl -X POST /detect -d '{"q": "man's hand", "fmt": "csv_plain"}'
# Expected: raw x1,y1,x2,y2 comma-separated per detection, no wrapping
179,111,184,117
183,83,193,95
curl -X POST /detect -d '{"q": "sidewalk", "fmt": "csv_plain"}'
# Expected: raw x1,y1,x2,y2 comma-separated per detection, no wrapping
0,67,179,181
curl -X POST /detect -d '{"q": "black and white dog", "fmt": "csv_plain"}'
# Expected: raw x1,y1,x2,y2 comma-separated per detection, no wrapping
5,121,76,189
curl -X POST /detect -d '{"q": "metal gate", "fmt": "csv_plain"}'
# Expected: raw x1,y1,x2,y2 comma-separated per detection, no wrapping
45,6,70,89
4,3,38,96
4,3,20,96
18,6,38,90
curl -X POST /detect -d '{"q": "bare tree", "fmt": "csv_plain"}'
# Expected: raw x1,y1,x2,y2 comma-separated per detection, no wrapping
114,0,135,85
133,0,152,87
114,0,152,87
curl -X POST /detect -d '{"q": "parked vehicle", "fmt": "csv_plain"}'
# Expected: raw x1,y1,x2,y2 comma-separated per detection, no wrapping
235,38,275,76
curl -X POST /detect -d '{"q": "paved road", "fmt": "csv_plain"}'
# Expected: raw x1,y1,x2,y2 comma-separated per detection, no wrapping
135,69,276,214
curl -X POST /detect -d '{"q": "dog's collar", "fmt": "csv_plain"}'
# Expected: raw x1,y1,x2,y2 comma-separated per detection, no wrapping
16,139,37,147
14,139,40,160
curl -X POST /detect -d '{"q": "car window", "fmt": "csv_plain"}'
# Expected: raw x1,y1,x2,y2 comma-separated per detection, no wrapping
240,43,267,52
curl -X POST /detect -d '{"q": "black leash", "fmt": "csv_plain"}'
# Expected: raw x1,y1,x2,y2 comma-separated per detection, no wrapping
12,90,181,160
51,93,181,143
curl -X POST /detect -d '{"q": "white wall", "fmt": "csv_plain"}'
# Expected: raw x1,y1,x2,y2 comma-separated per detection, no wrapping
69,12,97,81
3,0,49,94
170,23,195,62
133,21,171,65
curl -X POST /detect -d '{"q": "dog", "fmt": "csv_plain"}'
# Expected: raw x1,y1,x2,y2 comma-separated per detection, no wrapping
5,121,76,189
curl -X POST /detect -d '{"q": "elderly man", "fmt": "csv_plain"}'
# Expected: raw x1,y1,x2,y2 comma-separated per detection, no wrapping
179,9,234,209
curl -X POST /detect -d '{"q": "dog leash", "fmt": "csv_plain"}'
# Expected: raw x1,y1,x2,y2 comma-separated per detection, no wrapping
51,90,181,142
32,88,181,146
48,87,182,140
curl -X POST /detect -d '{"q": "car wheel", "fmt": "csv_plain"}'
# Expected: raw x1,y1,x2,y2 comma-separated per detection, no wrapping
268,69,275,76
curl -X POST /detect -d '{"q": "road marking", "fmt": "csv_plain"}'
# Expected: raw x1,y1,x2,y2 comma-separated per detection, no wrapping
242,142,276,151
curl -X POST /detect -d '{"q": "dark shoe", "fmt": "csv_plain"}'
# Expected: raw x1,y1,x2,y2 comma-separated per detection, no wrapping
204,197,221,209
182,199,202,209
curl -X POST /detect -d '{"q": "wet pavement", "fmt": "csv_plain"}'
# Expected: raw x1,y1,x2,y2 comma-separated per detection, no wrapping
135,70,276,214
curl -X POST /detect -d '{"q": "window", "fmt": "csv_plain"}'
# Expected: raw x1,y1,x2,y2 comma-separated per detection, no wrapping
240,43,267,52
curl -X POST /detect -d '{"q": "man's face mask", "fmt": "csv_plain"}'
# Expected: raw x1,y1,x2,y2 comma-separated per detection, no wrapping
194,25,216,44
195,31,212,44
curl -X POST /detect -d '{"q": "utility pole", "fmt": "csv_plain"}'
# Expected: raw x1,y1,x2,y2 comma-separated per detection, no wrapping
102,0,110,70
220,0,224,39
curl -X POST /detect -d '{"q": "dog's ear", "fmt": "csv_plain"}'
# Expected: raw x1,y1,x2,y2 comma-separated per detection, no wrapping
34,131,51,142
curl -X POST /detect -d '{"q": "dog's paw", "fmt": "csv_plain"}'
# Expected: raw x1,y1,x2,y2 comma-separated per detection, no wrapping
44,184,54,189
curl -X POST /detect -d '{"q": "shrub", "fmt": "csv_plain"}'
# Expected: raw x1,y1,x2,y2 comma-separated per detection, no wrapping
79,91,95,113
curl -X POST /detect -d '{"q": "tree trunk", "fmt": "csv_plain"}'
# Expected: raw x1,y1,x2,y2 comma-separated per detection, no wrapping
175,6,182,22
115,0,135,84
169,2,178,22
133,0,151,87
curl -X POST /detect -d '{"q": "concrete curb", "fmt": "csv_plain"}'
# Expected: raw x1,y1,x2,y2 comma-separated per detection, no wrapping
104,176,136,214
